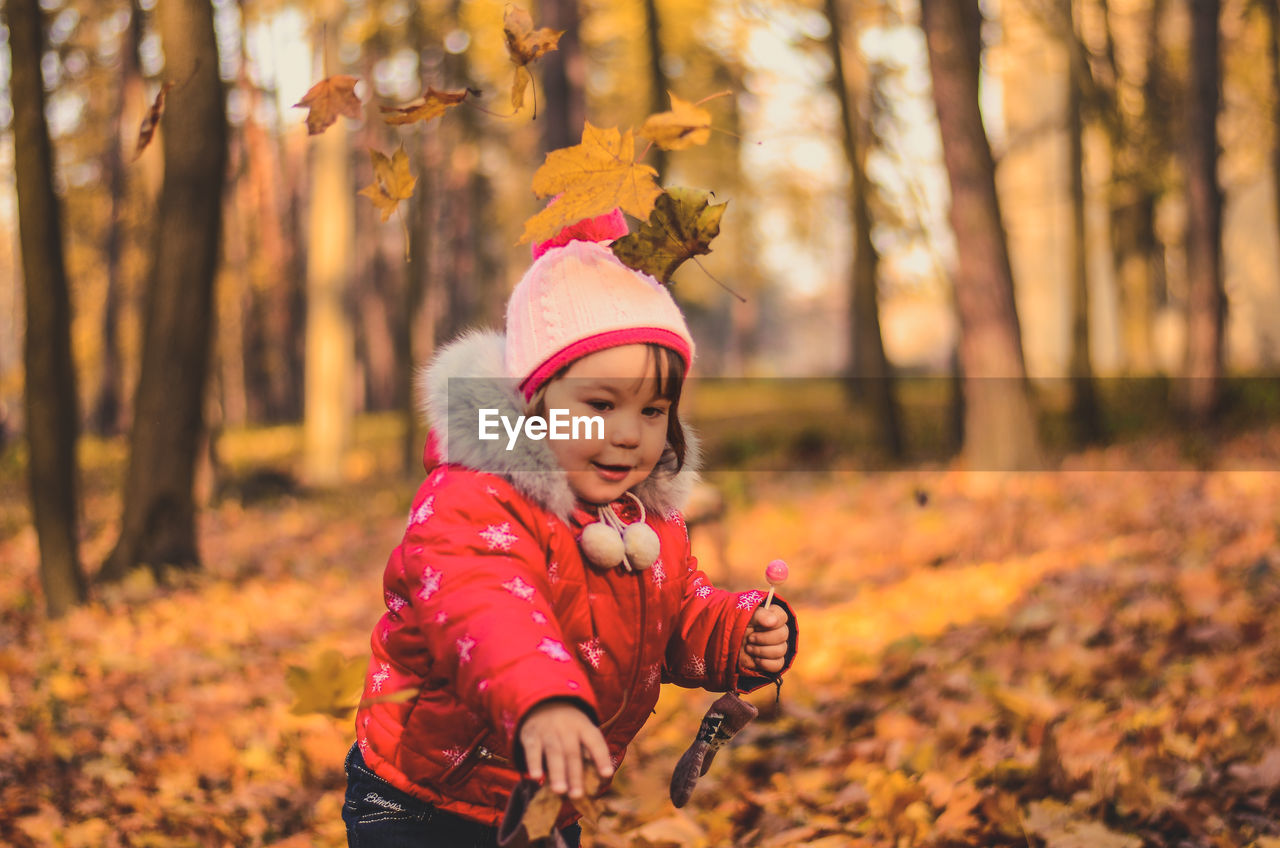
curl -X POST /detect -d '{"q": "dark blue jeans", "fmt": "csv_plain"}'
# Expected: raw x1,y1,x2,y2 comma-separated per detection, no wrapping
343,744,581,848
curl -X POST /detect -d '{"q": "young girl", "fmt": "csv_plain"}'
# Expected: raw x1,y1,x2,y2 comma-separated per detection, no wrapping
343,210,798,847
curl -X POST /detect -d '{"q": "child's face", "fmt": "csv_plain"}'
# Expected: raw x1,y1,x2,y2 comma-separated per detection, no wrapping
541,344,674,505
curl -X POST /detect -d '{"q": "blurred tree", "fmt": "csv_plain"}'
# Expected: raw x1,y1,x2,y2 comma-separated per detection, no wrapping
8,0,88,615
1064,0,1100,442
643,0,670,179
921,0,1042,469
1266,0,1280,252
303,6,355,487
825,0,903,460
91,0,146,437
539,0,586,152
1183,0,1223,421
101,0,228,580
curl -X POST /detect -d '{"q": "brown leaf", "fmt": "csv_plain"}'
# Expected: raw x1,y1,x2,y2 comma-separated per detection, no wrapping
134,82,174,160
380,87,473,126
638,92,712,151
511,66,532,112
520,783,566,840
294,75,363,136
503,5,564,66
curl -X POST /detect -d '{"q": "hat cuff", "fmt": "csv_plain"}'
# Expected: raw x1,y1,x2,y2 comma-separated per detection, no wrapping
520,328,693,400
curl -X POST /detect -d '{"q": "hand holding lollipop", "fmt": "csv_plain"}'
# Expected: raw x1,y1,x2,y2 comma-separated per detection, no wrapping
763,559,788,609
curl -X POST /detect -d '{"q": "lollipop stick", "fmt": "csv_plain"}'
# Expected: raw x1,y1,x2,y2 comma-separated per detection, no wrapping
763,586,776,609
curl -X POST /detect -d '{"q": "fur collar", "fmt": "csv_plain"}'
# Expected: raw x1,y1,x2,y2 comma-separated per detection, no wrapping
416,330,701,523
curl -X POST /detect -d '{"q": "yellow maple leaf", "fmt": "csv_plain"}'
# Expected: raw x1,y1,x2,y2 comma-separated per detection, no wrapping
359,147,417,222
511,67,531,111
380,87,473,126
638,92,712,151
294,75,363,136
521,122,662,245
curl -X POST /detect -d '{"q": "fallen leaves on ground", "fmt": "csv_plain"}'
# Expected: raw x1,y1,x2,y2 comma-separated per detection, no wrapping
1,427,1279,846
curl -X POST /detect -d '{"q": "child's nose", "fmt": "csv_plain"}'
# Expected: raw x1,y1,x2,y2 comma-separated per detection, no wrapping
609,415,641,448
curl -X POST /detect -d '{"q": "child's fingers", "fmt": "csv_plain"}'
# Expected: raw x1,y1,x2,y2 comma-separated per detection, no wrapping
565,742,585,798
747,641,788,660
523,736,545,781
582,728,615,780
748,625,789,646
751,606,786,630
543,736,569,794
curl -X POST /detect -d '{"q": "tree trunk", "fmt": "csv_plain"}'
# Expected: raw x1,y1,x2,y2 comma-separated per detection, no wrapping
921,0,1042,470
826,0,903,460
92,0,143,437
303,13,355,486
1268,0,1280,258
643,0,670,179
1066,0,1100,442
539,0,586,153
7,0,88,615
101,0,227,581
1183,0,1223,422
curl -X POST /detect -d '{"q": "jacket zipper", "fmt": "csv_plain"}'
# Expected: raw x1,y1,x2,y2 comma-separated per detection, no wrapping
601,566,648,732
440,729,511,785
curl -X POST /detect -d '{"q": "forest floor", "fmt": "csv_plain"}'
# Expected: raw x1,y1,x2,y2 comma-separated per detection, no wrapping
1,422,1279,847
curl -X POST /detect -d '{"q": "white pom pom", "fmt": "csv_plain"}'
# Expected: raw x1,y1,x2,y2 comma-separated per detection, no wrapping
623,522,661,571
580,521,624,570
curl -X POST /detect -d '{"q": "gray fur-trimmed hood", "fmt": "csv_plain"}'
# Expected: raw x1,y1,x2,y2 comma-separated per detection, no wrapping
415,330,701,523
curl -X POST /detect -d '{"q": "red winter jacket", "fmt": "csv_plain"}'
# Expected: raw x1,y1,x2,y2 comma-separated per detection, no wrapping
354,331,797,826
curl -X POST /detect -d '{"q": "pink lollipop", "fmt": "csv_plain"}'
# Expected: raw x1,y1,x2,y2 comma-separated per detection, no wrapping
763,559,788,609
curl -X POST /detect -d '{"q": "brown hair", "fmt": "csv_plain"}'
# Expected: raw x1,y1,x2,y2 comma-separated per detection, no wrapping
526,343,687,475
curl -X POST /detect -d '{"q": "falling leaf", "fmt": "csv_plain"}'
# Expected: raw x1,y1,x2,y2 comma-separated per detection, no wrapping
380,87,473,126
511,66,532,111
359,147,417,223
611,188,726,284
503,5,563,114
285,650,366,719
638,92,712,151
133,81,174,160
521,122,662,245
503,5,563,66
294,75,363,136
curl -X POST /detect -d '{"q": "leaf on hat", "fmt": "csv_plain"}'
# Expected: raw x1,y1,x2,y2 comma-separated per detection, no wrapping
359,146,417,223
294,75,363,136
638,92,712,151
504,5,563,114
380,87,474,126
521,122,662,245
611,187,726,284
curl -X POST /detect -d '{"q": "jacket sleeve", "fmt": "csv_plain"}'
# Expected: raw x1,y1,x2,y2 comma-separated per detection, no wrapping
383,472,598,749
662,546,799,694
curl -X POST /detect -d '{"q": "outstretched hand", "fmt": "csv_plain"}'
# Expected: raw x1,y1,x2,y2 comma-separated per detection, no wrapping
518,700,613,798
738,604,789,674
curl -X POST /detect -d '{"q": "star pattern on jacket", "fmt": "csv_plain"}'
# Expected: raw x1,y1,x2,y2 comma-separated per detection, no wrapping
372,662,391,692
501,576,535,601
537,637,571,662
418,566,443,601
683,657,706,678
479,523,518,551
457,635,476,663
695,584,714,599
577,637,605,669
651,558,666,587
409,496,435,527
736,590,765,610
531,610,548,624
443,746,467,767
385,590,408,613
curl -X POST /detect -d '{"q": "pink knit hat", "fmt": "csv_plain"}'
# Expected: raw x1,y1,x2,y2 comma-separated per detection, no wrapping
505,210,696,399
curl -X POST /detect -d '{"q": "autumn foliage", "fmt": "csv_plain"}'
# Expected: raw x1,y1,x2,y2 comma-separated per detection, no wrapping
3,424,1280,846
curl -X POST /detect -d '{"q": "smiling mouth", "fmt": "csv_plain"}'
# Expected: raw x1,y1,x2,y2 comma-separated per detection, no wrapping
591,461,632,479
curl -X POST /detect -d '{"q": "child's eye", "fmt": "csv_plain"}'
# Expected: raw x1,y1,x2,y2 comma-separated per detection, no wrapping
587,400,611,412
643,406,669,418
